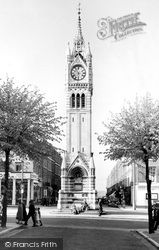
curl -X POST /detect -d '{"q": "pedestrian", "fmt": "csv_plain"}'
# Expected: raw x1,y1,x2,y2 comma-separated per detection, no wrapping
154,204,159,231
16,200,23,224
35,207,39,226
22,202,27,222
82,199,89,212
35,207,43,226
98,198,103,216
42,196,47,206
24,200,36,227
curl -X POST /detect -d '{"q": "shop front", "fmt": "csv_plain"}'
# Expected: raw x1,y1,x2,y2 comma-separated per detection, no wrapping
0,171,41,206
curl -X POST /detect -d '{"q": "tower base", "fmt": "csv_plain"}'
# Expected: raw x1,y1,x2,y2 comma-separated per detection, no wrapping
57,190,98,210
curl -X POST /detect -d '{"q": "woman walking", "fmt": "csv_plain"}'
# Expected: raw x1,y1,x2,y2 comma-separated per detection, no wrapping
16,201,23,224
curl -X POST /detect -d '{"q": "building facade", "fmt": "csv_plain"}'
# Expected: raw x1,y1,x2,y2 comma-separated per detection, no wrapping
106,159,159,207
57,6,97,209
42,152,61,205
0,150,62,206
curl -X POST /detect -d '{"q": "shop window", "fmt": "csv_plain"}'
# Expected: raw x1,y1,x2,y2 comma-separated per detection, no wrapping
16,180,27,205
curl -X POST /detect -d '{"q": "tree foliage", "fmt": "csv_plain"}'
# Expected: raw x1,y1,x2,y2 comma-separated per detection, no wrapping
97,93,159,233
0,77,65,227
0,78,65,158
97,94,159,162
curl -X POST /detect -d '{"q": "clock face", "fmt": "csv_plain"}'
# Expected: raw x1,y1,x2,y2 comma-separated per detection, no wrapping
71,65,86,81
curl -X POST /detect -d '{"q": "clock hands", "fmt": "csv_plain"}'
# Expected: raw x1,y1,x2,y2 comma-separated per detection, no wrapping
71,65,86,81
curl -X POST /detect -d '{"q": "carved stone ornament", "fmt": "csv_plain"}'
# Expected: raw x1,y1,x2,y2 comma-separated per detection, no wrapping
74,173,82,183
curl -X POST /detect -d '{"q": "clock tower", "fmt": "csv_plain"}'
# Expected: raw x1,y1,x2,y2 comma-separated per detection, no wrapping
57,5,97,209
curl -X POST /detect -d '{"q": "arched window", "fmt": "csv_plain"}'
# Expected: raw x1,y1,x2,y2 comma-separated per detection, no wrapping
81,93,85,108
77,93,80,108
71,94,75,108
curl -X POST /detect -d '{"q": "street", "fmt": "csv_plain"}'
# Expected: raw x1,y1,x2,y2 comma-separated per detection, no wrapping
0,211,156,250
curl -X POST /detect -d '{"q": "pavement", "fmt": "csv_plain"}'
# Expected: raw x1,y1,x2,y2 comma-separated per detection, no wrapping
0,205,158,249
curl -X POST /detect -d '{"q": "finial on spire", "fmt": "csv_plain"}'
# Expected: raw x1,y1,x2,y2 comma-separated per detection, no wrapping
87,42,92,56
66,42,71,56
73,3,84,53
77,3,82,36
78,3,81,15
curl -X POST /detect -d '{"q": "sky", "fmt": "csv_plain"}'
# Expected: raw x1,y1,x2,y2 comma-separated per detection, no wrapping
0,0,159,192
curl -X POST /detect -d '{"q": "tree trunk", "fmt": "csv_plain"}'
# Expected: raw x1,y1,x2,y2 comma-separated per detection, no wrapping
1,150,10,227
145,158,154,234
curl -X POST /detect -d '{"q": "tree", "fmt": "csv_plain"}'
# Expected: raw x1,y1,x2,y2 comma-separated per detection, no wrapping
0,77,65,227
97,94,159,234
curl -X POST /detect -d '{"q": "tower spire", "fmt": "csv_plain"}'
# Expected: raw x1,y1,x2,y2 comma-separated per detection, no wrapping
73,3,85,54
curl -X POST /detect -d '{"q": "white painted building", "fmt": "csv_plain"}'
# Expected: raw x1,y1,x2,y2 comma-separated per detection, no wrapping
107,159,159,207
0,156,39,206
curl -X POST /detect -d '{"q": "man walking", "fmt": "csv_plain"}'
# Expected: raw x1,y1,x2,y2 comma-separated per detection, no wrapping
98,198,103,216
24,200,36,227
154,204,159,231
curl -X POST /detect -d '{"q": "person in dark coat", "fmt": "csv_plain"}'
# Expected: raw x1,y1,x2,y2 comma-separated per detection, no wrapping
98,198,103,216
154,205,159,231
22,202,27,222
24,200,36,227
16,201,23,224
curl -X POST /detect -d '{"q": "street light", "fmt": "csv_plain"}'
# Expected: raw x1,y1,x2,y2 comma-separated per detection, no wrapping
21,161,24,203
133,162,136,210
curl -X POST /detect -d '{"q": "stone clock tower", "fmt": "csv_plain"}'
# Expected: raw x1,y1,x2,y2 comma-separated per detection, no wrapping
57,5,97,209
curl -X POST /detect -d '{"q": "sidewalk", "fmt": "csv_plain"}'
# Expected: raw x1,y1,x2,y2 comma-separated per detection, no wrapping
136,229,159,249
0,222,21,236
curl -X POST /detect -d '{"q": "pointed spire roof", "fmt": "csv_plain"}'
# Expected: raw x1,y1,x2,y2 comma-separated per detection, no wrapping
87,42,92,56
66,42,71,56
73,3,85,53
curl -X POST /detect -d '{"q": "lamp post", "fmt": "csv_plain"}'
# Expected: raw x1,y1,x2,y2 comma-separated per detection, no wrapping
133,162,136,210
21,161,24,203
0,173,3,212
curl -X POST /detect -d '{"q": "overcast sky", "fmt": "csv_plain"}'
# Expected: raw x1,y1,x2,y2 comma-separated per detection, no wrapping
0,0,159,192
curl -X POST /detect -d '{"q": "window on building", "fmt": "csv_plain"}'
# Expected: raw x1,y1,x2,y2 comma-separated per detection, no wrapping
15,162,21,172
82,117,84,122
149,166,156,182
81,93,85,108
72,117,74,122
139,165,157,183
77,94,80,108
82,147,84,152
72,147,74,152
71,94,75,108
